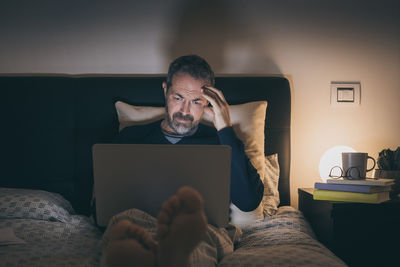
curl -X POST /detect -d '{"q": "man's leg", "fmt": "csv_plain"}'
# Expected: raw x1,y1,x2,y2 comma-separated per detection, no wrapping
189,222,242,266
103,186,207,267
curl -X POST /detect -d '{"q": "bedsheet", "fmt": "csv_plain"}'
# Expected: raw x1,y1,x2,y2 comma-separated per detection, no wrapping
0,206,346,267
0,216,102,267
220,206,347,266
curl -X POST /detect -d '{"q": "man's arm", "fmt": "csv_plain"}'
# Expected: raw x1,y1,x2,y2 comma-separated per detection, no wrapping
202,85,264,211
218,127,264,211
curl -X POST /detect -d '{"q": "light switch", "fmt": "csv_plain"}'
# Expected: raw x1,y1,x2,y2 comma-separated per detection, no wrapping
331,82,360,107
337,88,354,102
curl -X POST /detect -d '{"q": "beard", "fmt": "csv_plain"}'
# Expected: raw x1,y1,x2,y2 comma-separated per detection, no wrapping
165,106,199,136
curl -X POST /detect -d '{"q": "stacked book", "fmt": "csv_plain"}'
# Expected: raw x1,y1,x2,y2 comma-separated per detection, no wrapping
313,178,395,203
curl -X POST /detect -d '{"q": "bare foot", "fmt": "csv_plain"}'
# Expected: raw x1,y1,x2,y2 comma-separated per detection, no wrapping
157,186,208,267
105,187,207,267
105,219,157,267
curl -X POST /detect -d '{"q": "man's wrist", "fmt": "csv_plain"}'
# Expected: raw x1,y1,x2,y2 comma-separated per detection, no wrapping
217,125,232,132
215,121,232,131
217,126,238,146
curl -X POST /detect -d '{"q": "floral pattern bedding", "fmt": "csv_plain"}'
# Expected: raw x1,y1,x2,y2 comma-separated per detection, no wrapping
0,218,102,266
0,188,102,267
0,188,346,266
220,206,347,266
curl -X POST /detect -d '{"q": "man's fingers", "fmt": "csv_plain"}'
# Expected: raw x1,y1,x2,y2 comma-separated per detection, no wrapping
202,87,225,107
201,85,232,131
202,86,227,103
202,90,220,107
203,106,214,118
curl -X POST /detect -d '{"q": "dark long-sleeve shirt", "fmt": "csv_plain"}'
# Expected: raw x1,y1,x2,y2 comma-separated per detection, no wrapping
116,120,264,211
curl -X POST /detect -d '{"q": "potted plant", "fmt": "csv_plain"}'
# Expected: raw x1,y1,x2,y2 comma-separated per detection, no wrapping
374,147,400,198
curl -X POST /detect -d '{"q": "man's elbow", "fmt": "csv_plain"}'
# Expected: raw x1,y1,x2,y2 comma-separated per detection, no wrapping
235,187,264,212
236,199,260,212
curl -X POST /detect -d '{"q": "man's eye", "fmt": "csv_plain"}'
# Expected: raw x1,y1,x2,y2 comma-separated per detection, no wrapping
193,99,205,105
174,96,182,101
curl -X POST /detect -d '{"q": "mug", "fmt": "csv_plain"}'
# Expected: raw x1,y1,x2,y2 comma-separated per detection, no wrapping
342,152,376,179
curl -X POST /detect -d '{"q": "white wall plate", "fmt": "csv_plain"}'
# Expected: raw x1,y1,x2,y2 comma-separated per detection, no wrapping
330,82,361,107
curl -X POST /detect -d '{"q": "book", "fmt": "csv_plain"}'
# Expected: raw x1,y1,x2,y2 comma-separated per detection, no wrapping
314,182,392,193
326,178,395,186
313,189,390,204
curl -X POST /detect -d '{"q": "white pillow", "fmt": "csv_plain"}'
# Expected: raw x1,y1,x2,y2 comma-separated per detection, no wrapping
230,153,280,225
115,100,278,221
116,101,164,131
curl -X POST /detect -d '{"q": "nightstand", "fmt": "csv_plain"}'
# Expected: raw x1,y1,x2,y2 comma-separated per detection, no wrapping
298,188,400,267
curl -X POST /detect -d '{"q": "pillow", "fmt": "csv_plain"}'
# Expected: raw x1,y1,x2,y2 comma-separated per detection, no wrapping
230,154,280,225
115,100,277,221
116,102,164,131
0,187,75,223
262,153,280,216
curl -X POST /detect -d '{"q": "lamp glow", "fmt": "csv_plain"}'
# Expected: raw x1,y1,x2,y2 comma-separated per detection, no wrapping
319,145,356,182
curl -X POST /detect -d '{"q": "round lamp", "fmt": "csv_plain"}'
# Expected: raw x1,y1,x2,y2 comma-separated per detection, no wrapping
319,145,356,182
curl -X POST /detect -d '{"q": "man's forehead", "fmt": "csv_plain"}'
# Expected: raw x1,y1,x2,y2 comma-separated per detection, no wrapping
169,75,206,98
169,86,202,96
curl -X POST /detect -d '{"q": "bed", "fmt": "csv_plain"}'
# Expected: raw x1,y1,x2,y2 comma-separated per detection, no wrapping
0,75,346,266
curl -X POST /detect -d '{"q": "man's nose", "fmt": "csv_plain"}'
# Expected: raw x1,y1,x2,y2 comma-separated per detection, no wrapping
180,101,190,114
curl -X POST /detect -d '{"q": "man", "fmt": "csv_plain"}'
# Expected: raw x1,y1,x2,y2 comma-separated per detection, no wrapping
103,55,264,266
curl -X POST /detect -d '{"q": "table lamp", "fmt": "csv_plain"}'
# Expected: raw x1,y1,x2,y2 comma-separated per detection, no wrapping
319,145,356,182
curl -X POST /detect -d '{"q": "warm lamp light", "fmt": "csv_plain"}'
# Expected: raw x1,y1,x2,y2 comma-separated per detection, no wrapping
319,145,356,182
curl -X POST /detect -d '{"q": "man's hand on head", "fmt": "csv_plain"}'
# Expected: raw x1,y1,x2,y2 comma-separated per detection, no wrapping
201,85,232,131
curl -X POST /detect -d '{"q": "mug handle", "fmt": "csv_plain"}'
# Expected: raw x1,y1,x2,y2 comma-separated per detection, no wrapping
367,156,376,172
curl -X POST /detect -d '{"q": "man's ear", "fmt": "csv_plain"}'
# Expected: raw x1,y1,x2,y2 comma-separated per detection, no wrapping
162,82,167,97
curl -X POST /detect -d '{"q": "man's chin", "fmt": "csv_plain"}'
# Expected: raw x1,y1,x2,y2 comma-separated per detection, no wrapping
174,126,192,135
172,123,198,136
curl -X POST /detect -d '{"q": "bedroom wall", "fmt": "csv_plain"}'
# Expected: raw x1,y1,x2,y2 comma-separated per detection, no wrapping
1,0,399,208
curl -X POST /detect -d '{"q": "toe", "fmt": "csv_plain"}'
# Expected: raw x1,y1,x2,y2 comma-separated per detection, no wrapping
157,208,170,225
109,220,136,241
168,195,181,213
140,230,158,251
177,186,203,213
156,224,169,239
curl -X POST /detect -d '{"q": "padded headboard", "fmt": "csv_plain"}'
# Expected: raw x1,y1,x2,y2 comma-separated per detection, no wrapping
0,75,291,214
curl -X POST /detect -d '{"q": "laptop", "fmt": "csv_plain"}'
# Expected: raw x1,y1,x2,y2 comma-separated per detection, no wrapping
92,144,231,228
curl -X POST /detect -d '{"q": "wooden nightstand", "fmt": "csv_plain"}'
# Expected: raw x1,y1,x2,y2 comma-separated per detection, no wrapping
298,188,400,267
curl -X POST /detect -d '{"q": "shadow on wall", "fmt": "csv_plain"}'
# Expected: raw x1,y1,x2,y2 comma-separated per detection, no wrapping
164,0,281,75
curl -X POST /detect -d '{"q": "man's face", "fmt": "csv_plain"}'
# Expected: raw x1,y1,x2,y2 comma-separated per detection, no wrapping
163,73,208,135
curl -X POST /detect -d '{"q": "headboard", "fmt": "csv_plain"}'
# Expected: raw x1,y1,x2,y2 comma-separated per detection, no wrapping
0,75,291,215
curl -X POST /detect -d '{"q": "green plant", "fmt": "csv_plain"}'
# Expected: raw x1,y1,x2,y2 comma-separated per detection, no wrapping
377,147,400,170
